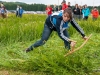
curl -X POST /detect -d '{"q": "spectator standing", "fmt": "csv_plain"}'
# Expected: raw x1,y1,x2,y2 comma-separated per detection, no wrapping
68,2,72,9
19,6,24,18
0,3,7,18
82,4,90,20
46,5,52,16
61,0,68,10
91,7,99,20
16,5,20,17
82,5,85,19
73,4,80,20
53,4,58,12
78,5,83,20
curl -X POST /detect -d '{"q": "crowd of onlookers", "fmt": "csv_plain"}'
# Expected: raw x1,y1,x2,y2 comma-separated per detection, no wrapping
45,0,99,21
0,0,100,20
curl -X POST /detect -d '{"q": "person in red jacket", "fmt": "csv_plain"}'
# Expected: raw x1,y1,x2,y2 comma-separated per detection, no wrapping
91,7,99,20
61,0,68,10
46,5,52,16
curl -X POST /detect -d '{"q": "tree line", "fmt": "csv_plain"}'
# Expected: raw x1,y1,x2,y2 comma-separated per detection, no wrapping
1,1,46,11
1,1,100,11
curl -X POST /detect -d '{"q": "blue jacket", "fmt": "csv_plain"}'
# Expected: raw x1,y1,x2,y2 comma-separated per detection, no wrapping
1,8,5,13
19,8,23,15
82,8,90,16
45,11,85,42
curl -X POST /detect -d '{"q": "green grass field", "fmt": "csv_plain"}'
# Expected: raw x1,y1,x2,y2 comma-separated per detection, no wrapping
0,14,100,75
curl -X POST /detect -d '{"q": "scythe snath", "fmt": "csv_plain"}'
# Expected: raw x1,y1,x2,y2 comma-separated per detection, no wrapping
64,34,92,57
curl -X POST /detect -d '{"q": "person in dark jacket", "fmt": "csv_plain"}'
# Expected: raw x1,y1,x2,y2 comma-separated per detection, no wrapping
25,8,88,52
73,4,80,20
68,2,72,9
78,5,83,20
52,4,58,12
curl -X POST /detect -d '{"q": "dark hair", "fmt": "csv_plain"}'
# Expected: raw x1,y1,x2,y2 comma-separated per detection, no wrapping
61,0,66,4
63,8,73,20
94,6,97,9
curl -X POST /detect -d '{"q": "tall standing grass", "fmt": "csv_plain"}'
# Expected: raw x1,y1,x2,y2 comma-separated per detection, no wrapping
0,14,46,45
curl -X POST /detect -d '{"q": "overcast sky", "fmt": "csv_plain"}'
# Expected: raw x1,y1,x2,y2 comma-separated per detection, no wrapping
1,0,100,6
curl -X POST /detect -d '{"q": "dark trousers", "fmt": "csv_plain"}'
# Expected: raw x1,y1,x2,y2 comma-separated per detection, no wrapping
29,24,70,50
83,16,88,20
16,11,19,17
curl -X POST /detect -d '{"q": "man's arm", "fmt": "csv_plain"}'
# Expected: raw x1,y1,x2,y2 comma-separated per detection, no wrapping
70,18,85,37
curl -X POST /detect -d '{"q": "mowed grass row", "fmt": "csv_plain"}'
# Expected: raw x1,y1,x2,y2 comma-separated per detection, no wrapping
0,14,100,75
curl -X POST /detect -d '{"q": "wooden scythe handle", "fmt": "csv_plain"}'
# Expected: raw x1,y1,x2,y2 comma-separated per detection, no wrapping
64,34,92,57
